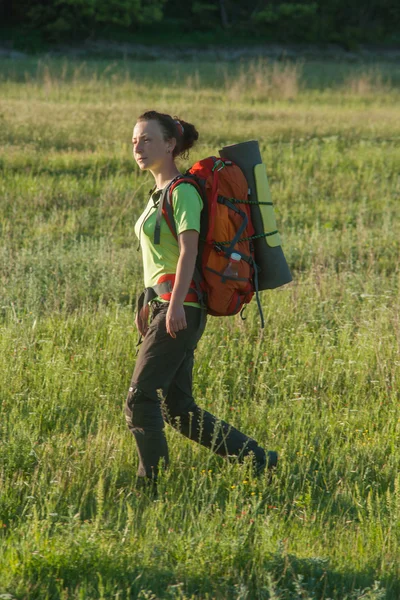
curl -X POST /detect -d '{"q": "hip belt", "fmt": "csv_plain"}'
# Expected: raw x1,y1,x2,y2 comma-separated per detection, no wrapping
135,274,202,351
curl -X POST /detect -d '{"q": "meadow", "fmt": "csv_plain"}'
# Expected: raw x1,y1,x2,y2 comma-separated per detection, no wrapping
0,56,399,599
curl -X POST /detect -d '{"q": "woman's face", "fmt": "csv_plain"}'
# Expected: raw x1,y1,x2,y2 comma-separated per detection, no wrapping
132,119,175,172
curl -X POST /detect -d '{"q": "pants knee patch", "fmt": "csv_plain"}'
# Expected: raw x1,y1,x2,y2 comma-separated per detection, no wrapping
126,385,142,411
125,385,164,433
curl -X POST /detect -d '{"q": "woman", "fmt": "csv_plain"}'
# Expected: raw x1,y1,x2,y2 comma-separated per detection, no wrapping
125,110,277,487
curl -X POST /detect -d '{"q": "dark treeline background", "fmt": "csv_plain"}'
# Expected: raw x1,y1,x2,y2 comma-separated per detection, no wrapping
1,0,399,48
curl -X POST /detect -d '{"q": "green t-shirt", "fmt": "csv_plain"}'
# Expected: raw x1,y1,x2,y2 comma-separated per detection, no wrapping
134,182,203,308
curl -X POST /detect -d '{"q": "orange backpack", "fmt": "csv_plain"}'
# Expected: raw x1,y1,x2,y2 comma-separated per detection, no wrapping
152,157,264,327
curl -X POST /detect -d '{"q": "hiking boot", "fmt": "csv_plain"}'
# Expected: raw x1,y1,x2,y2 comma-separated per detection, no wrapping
254,450,278,477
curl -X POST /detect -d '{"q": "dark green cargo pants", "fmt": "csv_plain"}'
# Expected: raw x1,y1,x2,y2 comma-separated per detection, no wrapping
125,301,266,480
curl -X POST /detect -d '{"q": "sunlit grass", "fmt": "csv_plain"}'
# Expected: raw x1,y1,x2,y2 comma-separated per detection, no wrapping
0,57,399,599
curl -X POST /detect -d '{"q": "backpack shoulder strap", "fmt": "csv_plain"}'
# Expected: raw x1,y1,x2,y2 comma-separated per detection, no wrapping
153,175,203,244
154,184,171,245
153,174,182,245
169,174,204,200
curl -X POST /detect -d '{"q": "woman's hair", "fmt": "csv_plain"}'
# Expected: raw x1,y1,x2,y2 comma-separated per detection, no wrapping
137,110,199,158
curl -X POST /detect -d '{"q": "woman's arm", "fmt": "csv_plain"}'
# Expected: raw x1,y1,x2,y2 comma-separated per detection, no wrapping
166,229,199,338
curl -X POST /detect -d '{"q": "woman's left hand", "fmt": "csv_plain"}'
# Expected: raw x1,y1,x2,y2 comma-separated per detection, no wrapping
166,302,187,338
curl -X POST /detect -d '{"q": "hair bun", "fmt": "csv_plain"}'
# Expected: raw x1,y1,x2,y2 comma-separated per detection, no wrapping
173,117,199,158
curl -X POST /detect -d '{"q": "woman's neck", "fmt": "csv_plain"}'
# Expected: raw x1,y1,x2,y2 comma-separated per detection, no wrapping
151,165,181,190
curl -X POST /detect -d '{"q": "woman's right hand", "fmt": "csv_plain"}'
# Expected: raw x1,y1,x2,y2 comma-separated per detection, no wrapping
135,304,150,337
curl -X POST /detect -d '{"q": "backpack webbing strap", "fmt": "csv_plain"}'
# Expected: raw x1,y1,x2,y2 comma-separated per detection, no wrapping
217,197,249,257
252,258,265,329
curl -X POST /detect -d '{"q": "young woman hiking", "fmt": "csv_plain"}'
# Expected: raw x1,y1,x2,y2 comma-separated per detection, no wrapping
125,110,277,488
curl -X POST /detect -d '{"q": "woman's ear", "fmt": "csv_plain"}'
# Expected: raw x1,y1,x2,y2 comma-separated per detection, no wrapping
167,137,177,154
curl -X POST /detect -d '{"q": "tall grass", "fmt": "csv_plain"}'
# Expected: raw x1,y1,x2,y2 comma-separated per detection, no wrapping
222,59,302,101
342,68,392,96
0,57,399,599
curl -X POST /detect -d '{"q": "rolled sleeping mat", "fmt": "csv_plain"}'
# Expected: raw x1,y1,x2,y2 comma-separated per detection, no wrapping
219,140,292,291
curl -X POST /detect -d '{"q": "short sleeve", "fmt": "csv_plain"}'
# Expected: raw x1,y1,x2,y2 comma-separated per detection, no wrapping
171,183,203,235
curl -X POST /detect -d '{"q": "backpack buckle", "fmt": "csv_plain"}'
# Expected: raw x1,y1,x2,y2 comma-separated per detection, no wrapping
213,242,224,254
212,159,225,172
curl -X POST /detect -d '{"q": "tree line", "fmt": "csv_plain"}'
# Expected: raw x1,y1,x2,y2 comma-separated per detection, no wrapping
1,0,399,47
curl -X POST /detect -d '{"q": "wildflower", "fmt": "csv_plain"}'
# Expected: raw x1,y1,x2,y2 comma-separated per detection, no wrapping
242,480,249,484
231,485,236,489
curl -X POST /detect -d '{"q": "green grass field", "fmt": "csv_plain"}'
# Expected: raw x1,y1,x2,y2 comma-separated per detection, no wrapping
0,57,399,599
